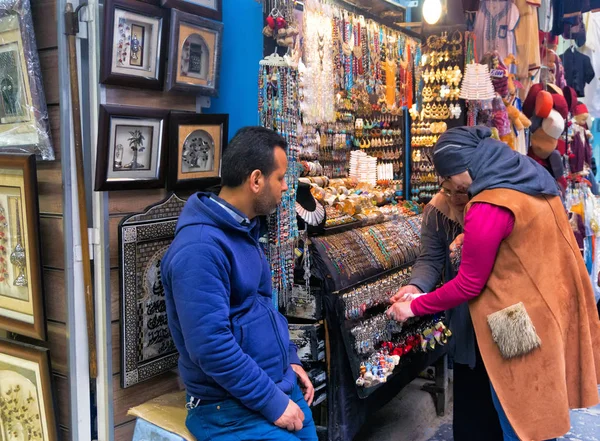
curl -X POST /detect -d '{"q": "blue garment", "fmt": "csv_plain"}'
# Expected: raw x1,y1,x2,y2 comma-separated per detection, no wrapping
161,192,302,424
432,126,560,198
490,384,557,441
185,382,317,441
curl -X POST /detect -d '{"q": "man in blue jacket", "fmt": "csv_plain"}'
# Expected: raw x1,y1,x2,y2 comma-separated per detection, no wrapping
161,126,317,440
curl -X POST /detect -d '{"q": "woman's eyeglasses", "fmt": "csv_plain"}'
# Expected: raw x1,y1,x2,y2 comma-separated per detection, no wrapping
440,186,468,198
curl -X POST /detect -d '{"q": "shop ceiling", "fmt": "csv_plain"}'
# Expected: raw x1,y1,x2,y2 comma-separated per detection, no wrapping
322,0,424,32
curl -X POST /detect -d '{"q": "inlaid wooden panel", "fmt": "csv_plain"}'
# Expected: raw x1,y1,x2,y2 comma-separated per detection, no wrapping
40,216,64,269
44,269,66,323
112,371,182,426
105,86,197,112
48,321,68,375
114,421,136,441
39,49,59,105
31,0,58,50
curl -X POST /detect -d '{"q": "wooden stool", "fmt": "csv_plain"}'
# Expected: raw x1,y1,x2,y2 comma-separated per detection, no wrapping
128,391,196,441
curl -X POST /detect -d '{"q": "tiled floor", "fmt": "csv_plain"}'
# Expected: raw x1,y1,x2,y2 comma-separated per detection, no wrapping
424,387,600,441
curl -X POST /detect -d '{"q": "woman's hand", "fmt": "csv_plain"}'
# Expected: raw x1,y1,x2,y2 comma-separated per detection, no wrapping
390,284,423,303
386,301,415,322
450,233,464,259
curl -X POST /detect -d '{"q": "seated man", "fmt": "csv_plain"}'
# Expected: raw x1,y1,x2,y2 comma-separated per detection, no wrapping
162,126,317,441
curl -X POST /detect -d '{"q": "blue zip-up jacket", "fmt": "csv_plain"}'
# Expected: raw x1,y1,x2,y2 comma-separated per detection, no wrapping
161,192,301,422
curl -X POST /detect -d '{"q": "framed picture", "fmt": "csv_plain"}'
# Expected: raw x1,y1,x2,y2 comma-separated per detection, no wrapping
0,338,58,441
100,0,168,89
94,105,169,191
0,155,45,341
160,0,222,21
0,0,54,160
119,193,186,388
165,9,223,96
168,112,228,191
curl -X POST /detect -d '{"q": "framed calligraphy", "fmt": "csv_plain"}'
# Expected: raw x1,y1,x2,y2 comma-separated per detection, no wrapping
118,193,186,388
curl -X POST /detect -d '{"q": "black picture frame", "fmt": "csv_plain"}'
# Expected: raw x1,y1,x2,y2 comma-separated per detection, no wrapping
100,0,169,90
165,9,223,96
161,0,222,21
94,105,169,191
168,112,228,191
118,193,186,388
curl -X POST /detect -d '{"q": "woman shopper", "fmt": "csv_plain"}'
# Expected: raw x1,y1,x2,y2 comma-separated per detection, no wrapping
392,187,503,441
388,126,600,441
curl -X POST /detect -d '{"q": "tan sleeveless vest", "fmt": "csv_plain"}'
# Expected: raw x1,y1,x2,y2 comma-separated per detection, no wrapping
466,189,600,440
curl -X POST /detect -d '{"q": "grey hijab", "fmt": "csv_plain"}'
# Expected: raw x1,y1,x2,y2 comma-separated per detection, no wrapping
432,126,560,197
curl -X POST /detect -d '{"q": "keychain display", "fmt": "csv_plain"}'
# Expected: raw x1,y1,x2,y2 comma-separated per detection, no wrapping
355,317,452,388
342,267,412,320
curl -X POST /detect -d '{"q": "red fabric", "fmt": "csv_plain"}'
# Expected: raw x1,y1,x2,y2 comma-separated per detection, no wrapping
410,203,515,316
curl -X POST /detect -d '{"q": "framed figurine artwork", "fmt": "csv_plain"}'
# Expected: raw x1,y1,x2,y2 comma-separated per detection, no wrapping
0,154,45,341
94,105,169,191
100,0,168,89
165,9,223,96
0,339,58,441
168,112,228,191
119,193,186,388
160,0,222,21
0,0,55,160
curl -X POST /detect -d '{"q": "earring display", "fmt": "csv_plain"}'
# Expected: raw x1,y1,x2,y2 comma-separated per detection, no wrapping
411,30,466,203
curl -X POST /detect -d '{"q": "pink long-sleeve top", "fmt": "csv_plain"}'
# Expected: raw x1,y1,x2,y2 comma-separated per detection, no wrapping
410,203,515,316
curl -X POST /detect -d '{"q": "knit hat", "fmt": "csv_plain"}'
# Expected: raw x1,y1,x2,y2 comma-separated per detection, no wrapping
552,94,569,120
574,102,589,117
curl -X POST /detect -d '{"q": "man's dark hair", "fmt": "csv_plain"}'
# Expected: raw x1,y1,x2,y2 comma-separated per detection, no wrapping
221,126,287,187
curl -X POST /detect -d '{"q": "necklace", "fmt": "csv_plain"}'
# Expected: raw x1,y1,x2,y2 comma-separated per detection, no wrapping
295,201,326,226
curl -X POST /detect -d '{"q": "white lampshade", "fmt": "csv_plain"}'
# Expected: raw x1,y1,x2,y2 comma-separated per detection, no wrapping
459,63,495,101
423,0,443,25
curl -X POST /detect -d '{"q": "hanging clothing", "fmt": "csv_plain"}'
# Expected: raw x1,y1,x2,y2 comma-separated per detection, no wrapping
560,48,596,96
514,0,541,87
581,13,600,117
539,0,554,32
474,0,520,62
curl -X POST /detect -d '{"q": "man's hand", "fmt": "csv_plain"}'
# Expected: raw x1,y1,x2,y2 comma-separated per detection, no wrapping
450,233,464,259
390,284,423,304
291,364,315,406
274,399,305,432
386,301,415,322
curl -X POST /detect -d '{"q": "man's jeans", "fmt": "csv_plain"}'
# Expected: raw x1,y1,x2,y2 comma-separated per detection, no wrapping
490,384,557,441
185,383,318,441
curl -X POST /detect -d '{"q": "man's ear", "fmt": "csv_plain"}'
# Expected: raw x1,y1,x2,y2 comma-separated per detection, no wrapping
248,169,263,194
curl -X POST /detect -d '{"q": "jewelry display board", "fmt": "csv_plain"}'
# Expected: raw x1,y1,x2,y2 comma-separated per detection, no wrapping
118,193,186,388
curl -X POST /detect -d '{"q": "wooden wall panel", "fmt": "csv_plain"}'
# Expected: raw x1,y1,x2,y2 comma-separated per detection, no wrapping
48,321,68,375
104,86,197,112
37,163,63,215
39,49,59,105
109,215,123,269
53,373,70,429
110,269,120,321
31,0,58,49
40,216,64,269
114,421,136,441
44,269,66,323
47,105,61,161
108,189,168,215
112,371,182,426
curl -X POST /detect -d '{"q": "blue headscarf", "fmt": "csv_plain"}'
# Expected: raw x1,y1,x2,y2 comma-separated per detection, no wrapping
432,126,560,197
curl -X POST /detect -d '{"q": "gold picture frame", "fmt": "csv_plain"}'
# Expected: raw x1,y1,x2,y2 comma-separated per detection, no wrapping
0,338,58,441
0,154,44,340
